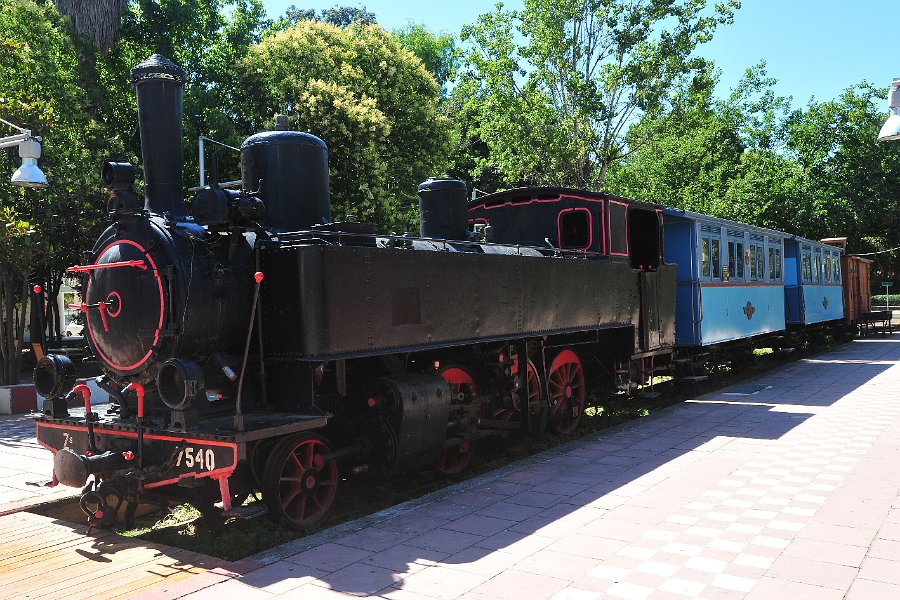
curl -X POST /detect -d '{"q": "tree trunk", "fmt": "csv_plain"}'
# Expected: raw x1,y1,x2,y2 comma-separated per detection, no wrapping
15,278,27,378
52,0,128,53
0,265,18,385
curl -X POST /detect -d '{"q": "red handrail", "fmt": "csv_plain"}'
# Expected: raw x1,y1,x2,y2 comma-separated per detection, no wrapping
72,383,91,414
67,260,147,273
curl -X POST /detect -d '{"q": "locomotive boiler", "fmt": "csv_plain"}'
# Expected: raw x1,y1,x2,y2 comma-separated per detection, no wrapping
32,55,674,530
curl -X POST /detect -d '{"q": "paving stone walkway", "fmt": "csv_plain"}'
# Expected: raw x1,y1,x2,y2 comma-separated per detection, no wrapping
143,335,900,599
0,412,78,512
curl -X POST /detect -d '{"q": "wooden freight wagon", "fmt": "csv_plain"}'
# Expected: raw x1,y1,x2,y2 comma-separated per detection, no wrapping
822,237,880,334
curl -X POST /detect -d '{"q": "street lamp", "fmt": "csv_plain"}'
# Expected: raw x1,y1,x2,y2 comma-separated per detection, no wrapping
0,116,48,189
879,79,900,142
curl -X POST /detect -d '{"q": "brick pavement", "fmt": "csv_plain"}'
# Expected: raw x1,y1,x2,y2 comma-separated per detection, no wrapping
0,412,78,512
0,378,106,512
142,334,900,599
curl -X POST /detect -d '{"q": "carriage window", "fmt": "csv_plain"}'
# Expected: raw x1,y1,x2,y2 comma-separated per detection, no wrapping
727,240,745,280
711,238,720,279
749,236,763,281
727,241,734,280
558,208,592,250
769,239,782,281
749,243,758,279
702,237,711,278
824,254,832,282
833,255,841,283
814,251,823,283
802,250,812,282
701,224,722,281
774,247,782,280
756,246,764,281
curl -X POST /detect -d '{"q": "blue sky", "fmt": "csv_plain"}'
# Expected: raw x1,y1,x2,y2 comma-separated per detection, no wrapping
261,0,896,109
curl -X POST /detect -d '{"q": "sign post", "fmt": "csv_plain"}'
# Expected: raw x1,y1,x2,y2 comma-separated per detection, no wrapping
884,281,893,316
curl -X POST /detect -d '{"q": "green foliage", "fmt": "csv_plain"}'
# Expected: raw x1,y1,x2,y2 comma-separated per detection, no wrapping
784,84,900,280
607,62,800,227
451,0,739,191
271,4,376,32
872,294,900,306
392,23,458,92
607,59,900,282
239,21,451,229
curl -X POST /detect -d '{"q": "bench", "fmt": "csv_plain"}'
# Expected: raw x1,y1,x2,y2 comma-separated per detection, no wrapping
859,310,894,336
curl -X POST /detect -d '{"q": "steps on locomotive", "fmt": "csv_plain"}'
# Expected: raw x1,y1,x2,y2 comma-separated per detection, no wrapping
221,501,268,520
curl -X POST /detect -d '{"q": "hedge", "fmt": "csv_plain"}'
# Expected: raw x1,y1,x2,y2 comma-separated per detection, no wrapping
871,294,900,306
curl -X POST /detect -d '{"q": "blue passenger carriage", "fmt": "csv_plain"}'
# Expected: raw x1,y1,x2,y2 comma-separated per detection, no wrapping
783,238,844,327
662,209,787,348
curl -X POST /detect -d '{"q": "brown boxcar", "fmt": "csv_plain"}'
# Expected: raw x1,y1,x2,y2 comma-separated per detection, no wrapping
843,255,873,328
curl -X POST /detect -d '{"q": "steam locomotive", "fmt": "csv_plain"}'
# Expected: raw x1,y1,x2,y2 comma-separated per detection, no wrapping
32,55,857,531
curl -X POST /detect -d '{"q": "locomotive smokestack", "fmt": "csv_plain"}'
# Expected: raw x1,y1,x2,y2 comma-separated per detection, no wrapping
130,54,187,217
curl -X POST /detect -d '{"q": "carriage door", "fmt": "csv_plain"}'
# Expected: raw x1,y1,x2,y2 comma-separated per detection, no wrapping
628,207,664,350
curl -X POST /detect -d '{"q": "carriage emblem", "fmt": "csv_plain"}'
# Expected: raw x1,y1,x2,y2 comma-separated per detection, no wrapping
823,297,828,309
743,301,756,320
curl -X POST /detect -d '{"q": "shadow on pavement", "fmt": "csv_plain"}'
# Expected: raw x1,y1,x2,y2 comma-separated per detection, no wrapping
232,336,900,597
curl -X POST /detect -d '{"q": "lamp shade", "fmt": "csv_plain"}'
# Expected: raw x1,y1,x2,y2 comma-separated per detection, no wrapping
879,79,900,142
11,157,48,188
879,113,900,142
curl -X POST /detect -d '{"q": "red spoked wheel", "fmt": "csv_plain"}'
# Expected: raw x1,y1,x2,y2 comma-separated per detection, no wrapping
495,358,542,422
548,349,586,435
435,365,480,477
263,433,338,529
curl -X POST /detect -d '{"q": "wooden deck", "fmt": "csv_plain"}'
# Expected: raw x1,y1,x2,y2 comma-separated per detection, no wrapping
0,511,221,599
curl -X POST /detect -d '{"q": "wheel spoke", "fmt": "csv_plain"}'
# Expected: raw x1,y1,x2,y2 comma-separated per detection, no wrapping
281,487,300,510
294,494,307,521
288,451,303,472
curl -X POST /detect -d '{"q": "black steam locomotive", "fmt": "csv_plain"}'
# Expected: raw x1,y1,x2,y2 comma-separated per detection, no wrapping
33,55,677,529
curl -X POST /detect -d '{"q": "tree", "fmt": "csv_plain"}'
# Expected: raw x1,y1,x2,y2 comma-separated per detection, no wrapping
606,63,900,284
0,0,108,384
452,0,739,191
784,84,900,280
392,23,458,93
239,21,451,230
606,62,800,226
275,4,376,29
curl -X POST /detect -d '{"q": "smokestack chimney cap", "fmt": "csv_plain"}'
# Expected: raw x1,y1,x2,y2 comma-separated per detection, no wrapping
131,54,186,86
